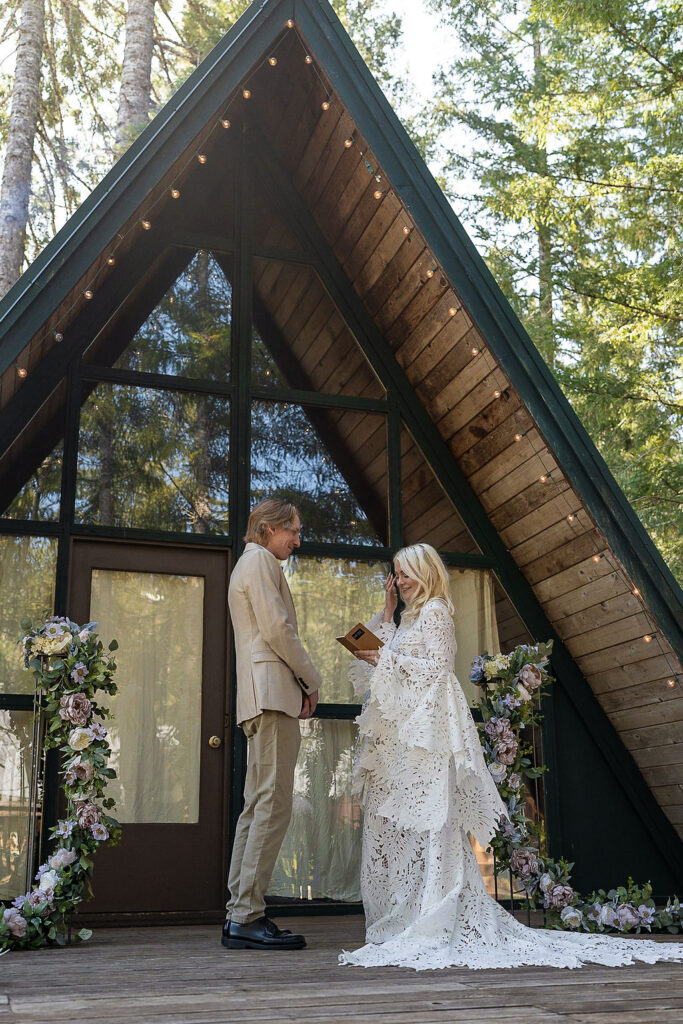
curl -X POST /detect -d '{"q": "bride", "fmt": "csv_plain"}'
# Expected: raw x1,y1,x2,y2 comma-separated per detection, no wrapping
339,542,683,971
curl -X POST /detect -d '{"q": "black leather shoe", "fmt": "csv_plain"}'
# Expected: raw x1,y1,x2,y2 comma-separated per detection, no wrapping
221,916,306,950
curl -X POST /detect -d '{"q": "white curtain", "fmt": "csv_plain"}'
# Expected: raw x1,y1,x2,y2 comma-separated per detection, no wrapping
448,568,500,706
90,570,204,824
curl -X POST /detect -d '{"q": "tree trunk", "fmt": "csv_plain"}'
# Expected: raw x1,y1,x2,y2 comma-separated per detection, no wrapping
0,0,45,298
115,0,156,152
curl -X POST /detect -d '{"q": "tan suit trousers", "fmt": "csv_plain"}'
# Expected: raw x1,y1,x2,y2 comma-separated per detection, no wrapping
226,709,301,923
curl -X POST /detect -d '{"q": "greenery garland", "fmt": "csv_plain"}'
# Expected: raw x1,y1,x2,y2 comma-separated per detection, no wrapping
1,617,121,952
472,642,681,935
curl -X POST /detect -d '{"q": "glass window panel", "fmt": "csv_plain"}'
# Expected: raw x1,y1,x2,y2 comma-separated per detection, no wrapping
0,710,37,900
269,718,361,902
89,569,204,823
113,251,232,380
252,258,385,398
0,536,58,695
2,442,62,521
284,556,388,703
251,401,387,546
401,425,480,553
0,381,65,522
76,384,230,534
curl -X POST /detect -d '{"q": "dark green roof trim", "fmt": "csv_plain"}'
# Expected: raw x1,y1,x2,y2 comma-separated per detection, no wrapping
297,0,683,660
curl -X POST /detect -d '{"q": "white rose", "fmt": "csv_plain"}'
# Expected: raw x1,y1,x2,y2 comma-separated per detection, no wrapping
560,906,583,929
600,905,617,928
68,727,92,751
538,872,553,893
488,762,507,784
516,683,532,702
78,628,91,642
49,848,77,870
39,869,59,892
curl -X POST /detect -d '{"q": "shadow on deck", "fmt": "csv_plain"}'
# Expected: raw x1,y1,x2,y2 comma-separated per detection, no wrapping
1,916,682,1023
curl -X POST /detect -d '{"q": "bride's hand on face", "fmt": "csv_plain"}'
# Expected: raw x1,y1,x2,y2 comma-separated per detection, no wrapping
383,572,398,622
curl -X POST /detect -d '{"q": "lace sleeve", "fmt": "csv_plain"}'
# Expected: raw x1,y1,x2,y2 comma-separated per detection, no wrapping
348,609,396,700
355,599,507,841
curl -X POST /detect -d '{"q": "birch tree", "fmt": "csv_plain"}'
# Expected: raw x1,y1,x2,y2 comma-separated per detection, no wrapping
116,0,157,152
0,0,45,297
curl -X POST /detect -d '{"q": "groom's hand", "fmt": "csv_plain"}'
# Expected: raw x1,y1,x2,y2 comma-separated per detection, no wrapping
298,690,319,719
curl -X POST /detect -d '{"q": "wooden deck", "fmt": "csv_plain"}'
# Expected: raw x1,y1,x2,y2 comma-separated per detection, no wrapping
2,916,682,1023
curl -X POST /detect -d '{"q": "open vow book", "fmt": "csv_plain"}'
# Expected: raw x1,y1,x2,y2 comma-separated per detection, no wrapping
336,623,384,654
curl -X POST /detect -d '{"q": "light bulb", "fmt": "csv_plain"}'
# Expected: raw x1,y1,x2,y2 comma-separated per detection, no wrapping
666,678,676,688
84,289,93,299
197,153,207,164
514,433,523,442
54,331,63,342
374,189,383,199
269,56,278,66
321,100,330,111
592,553,602,562
305,55,313,64
493,389,502,398
107,254,116,265
426,269,434,279
221,118,231,129
403,225,411,235
471,347,479,356
16,365,27,378
242,88,251,100
567,513,576,522
170,187,180,199
286,18,294,27
141,219,151,230
643,634,653,643
344,138,354,148
449,306,458,316
539,474,548,483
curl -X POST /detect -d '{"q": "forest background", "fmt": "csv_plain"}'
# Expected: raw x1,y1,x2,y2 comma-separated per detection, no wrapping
0,0,681,581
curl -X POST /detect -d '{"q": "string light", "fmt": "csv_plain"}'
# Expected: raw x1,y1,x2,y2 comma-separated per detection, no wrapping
592,553,605,562
242,88,251,100
449,306,458,316
643,634,654,643
170,187,180,199
305,55,313,64
471,346,479,356
567,513,576,523
107,254,116,266
268,57,278,66
344,137,354,148
286,18,294,27
197,153,207,164
141,219,151,230
514,432,525,441
83,289,93,300
403,225,411,235
321,100,330,111
494,389,502,399
53,331,63,342
633,587,641,597
667,678,676,688
221,118,231,129
539,472,549,483
16,364,27,378
426,269,434,278
373,189,383,200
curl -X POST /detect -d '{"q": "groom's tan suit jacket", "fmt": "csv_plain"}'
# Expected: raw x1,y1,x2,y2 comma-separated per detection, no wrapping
229,542,321,725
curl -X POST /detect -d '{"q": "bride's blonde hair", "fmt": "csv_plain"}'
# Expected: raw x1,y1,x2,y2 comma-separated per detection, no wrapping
394,543,454,619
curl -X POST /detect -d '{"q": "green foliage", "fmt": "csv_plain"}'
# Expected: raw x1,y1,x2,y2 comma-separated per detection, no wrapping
428,0,683,580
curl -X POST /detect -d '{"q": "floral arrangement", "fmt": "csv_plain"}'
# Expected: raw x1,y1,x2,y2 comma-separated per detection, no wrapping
471,643,681,935
1,617,121,952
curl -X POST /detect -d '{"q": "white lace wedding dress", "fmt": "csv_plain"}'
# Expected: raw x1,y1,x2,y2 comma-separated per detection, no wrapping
339,598,683,970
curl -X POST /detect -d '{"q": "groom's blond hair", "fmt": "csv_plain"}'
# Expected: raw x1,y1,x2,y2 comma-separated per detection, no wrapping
245,498,298,546
394,543,454,619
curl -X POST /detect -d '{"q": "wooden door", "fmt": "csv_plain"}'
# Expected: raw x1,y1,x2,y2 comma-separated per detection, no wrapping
68,541,230,919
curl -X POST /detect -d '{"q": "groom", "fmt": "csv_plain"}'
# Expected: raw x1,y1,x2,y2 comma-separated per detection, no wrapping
222,498,321,951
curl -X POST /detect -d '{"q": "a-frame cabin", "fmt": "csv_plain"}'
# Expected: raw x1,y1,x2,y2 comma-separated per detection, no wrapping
0,0,681,922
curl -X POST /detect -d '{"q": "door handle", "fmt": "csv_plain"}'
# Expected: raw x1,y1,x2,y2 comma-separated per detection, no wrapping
208,735,222,749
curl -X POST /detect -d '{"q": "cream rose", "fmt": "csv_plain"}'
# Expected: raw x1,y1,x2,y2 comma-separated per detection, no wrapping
68,727,92,751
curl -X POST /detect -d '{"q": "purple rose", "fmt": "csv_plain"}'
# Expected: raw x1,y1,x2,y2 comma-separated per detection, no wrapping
509,848,539,880
75,799,100,829
59,692,93,726
519,663,543,692
616,903,640,932
544,884,574,910
3,908,27,937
